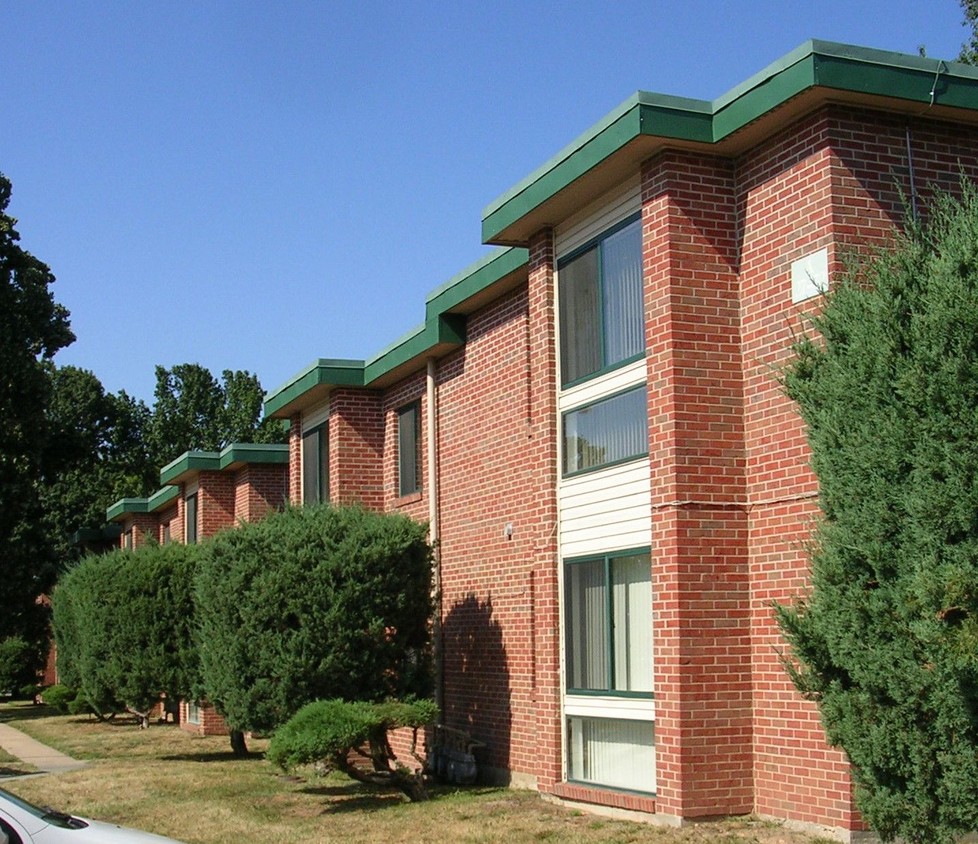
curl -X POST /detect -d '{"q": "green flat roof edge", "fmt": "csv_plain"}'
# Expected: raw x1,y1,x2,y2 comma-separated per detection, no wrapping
363,314,466,384
482,39,978,244
159,451,221,485
263,358,366,417
267,247,528,413
147,485,180,510
217,442,289,468
424,246,528,312
106,485,179,521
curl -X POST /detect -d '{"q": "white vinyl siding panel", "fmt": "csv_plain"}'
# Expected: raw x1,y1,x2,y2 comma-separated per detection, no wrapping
560,358,646,410
559,459,652,558
555,175,641,257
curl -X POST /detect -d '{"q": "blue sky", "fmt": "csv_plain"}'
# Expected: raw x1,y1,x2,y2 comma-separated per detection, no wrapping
3,1,971,404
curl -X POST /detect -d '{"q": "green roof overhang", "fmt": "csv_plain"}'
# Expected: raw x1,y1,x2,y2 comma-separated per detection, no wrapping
106,485,180,523
71,524,123,545
159,443,289,486
482,40,978,245
264,246,529,418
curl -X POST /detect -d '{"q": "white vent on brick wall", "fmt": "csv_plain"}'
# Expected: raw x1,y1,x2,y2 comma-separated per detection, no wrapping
791,247,829,303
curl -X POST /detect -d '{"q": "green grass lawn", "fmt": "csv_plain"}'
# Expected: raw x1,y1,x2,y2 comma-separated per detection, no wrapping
0,702,834,844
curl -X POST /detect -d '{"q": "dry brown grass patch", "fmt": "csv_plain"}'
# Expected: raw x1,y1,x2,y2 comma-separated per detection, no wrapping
0,703,835,844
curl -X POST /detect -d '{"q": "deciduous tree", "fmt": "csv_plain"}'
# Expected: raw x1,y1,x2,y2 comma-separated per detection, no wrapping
0,172,73,677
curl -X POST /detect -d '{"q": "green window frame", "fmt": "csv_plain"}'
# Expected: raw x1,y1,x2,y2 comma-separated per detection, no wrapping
558,215,644,388
397,401,420,497
564,548,653,697
185,492,198,545
562,385,648,477
302,422,330,505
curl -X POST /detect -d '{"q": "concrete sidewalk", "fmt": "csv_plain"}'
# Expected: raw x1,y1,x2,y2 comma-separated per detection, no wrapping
0,722,86,775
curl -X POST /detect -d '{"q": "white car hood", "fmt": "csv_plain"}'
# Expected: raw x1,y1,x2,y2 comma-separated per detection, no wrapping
30,818,185,843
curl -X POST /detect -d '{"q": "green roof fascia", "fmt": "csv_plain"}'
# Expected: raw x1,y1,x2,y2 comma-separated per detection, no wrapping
106,485,179,522
482,40,978,244
159,443,290,484
71,524,123,545
159,451,222,486
363,314,466,385
263,358,366,418
424,246,529,318
482,94,712,243
217,442,289,470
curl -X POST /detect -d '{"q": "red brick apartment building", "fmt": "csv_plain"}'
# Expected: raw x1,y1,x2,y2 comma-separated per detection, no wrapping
105,40,976,839
107,442,288,733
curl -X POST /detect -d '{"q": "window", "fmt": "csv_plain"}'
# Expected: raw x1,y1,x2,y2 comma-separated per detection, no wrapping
397,402,420,497
302,423,329,505
567,716,655,793
186,701,201,725
564,550,652,695
124,529,133,550
562,386,648,476
558,216,643,386
564,549,654,793
185,493,198,545
161,523,171,545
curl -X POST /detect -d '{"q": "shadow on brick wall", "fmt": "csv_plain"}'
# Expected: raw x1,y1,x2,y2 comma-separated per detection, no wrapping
441,593,511,781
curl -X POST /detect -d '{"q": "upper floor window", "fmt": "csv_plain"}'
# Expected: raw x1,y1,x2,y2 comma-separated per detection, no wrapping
185,493,198,545
302,423,329,505
398,401,420,497
558,216,644,387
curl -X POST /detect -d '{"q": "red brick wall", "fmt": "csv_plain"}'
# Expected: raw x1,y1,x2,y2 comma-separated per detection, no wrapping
197,471,236,539
330,388,384,508
642,152,752,819
433,233,560,789
157,505,177,544
382,373,427,518
120,514,158,549
178,700,230,736
233,463,287,523
741,106,978,830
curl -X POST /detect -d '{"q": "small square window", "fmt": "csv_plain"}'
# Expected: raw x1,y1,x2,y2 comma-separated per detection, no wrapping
398,402,421,497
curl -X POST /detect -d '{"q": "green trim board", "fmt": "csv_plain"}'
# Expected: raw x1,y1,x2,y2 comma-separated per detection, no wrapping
482,40,978,245
159,442,289,486
106,485,180,522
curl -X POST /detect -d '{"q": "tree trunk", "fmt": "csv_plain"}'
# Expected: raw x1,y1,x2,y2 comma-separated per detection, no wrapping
230,729,248,757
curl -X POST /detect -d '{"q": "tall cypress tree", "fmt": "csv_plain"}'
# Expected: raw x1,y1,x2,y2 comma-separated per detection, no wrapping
778,182,978,843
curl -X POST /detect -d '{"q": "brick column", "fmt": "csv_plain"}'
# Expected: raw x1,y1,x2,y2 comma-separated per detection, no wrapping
643,153,752,819
527,228,562,791
233,464,287,523
197,471,236,539
329,388,384,509
288,414,302,505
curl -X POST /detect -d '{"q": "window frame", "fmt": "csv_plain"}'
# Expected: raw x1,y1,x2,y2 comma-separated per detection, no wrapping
563,547,653,700
302,422,330,505
561,384,649,478
557,213,644,389
397,401,421,498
